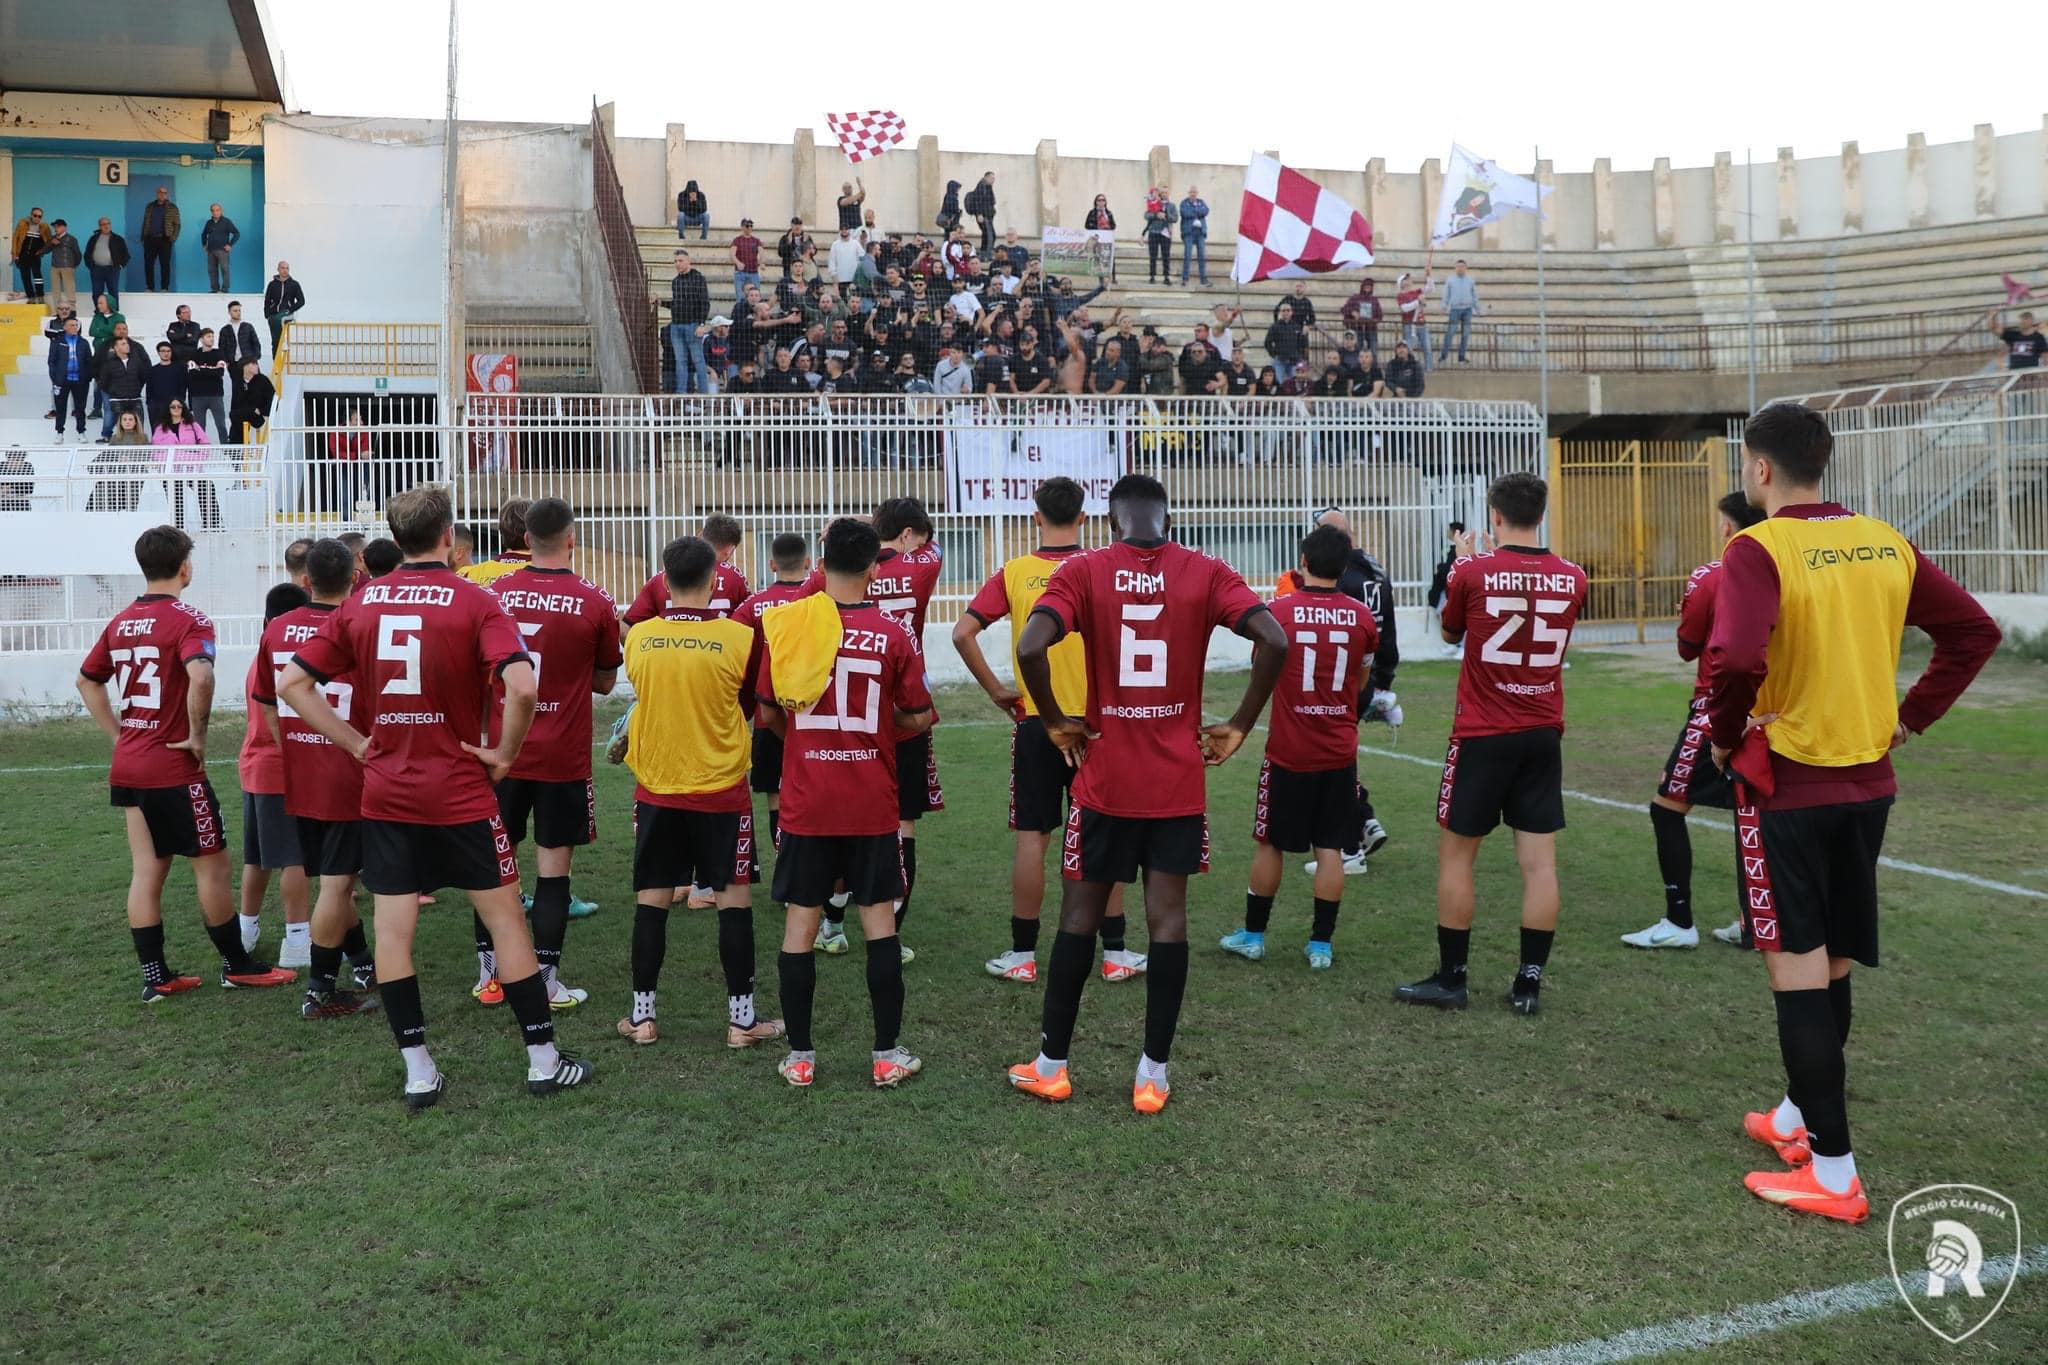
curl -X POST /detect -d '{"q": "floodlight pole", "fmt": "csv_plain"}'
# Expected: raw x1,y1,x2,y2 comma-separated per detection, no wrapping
438,0,461,452
1745,145,1757,416
1535,143,1548,433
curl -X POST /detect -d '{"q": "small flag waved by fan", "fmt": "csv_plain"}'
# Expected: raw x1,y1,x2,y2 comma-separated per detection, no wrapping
825,111,907,165
2002,272,2034,305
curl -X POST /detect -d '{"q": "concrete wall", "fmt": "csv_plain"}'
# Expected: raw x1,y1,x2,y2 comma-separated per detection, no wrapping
623,121,2048,252
263,117,445,322
456,122,590,313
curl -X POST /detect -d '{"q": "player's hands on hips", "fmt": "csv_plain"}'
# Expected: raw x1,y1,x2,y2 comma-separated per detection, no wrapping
460,740,516,782
988,687,1025,721
1042,715,1094,768
167,736,205,766
1201,723,1247,767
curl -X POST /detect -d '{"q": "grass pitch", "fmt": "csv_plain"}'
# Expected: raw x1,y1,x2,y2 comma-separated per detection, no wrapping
3,647,2045,1362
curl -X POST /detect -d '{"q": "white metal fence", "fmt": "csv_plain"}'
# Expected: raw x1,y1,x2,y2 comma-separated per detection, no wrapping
1732,372,2048,593
3,396,1543,673
0,446,276,657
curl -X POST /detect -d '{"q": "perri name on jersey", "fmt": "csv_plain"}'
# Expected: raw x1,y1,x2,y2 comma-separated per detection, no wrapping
362,583,456,607
115,617,156,638
1481,570,1579,595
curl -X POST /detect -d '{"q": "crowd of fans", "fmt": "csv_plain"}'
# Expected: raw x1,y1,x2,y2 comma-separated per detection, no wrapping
659,177,1460,403
43,296,277,448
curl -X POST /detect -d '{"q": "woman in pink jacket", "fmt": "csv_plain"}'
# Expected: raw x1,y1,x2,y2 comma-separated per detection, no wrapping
155,397,220,529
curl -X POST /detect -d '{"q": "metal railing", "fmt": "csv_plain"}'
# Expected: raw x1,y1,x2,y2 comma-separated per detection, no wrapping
0,446,276,658
249,395,1543,625
1729,377,2048,594
591,105,658,392
463,322,597,387
279,321,441,377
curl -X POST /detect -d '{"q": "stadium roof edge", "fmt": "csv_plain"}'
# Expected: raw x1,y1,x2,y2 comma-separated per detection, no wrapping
0,0,287,105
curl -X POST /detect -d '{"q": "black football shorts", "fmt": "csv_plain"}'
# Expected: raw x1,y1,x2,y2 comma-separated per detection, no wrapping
1437,729,1566,837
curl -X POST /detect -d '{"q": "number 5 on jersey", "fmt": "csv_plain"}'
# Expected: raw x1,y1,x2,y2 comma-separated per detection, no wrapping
377,614,423,694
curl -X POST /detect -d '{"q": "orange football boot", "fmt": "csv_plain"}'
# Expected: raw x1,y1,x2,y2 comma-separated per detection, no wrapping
1743,1109,1812,1166
1743,1164,1868,1223
1007,1061,1072,1101
1132,1079,1171,1115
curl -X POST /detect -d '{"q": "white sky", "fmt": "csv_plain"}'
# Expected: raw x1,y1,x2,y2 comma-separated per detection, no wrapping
271,0,2034,173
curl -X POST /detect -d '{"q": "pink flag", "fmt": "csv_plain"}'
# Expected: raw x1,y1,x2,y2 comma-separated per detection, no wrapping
1231,154,1373,284
2003,272,2034,305
824,111,907,165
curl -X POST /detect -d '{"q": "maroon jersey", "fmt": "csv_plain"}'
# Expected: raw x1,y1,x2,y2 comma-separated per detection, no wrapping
238,653,285,795
1033,540,1265,819
254,603,363,823
79,594,218,789
625,559,749,626
486,566,623,781
800,541,943,641
1674,560,1721,698
754,601,932,836
1441,546,1588,738
1265,587,1378,771
290,564,530,825
731,578,811,724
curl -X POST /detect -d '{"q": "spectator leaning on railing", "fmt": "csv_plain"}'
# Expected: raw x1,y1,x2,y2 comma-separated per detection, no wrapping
263,262,305,354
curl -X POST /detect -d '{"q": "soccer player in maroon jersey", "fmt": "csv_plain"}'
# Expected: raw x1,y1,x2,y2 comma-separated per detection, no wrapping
1006,474,1288,1113
754,518,936,1089
76,526,297,1002
1219,524,1379,970
804,497,945,957
1395,472,1588,1017
729,531,814,854
238,583,313,967
234,537,312,958
1621,492,1766,951
482,498,622,1011
953,477,1141,984
624,513,750,626
278,485,595,1108
254,538,381,1018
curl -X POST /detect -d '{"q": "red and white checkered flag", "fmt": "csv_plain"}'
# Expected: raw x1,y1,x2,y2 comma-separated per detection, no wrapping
1231,154,1373,284
824,111,907,165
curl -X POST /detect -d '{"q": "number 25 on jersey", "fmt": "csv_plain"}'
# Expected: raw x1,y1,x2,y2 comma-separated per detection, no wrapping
1479,597,1571,667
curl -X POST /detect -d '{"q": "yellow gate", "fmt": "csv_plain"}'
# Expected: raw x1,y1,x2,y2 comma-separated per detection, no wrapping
1548,439,1726,639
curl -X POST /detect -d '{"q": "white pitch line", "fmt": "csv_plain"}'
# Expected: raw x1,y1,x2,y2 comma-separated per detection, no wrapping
1475,1242,2048,1365
1356,742,2048,902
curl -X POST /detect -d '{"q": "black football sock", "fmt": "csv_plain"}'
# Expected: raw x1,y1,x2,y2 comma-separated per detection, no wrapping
308,941,343,995
1775,988,1850,1157
1037,930,1095,1061
767,808,781,849
1650,803,1694,929
341,921,370,963
631,901,669,993
1310,897,1340,944
1099,913,1127,953
205,915,255,974
1244,892,1274,934
1142,941,1191,1064
895,836,917,931
500,971,556,1048
778,950,816,1052
530,876,571,991
1829,973,1853,1047
473,910,496,978
132,923,169,985
1515,926,1554,995
716,906,757,1002
865,935,904,1052
381,973,426,1051
1437,924,1471,982
1012,915,1040,955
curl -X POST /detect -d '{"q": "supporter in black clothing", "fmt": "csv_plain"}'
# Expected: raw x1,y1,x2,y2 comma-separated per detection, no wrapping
976,344,1012,394
1385,342,1425,396
1011,333,1054,394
